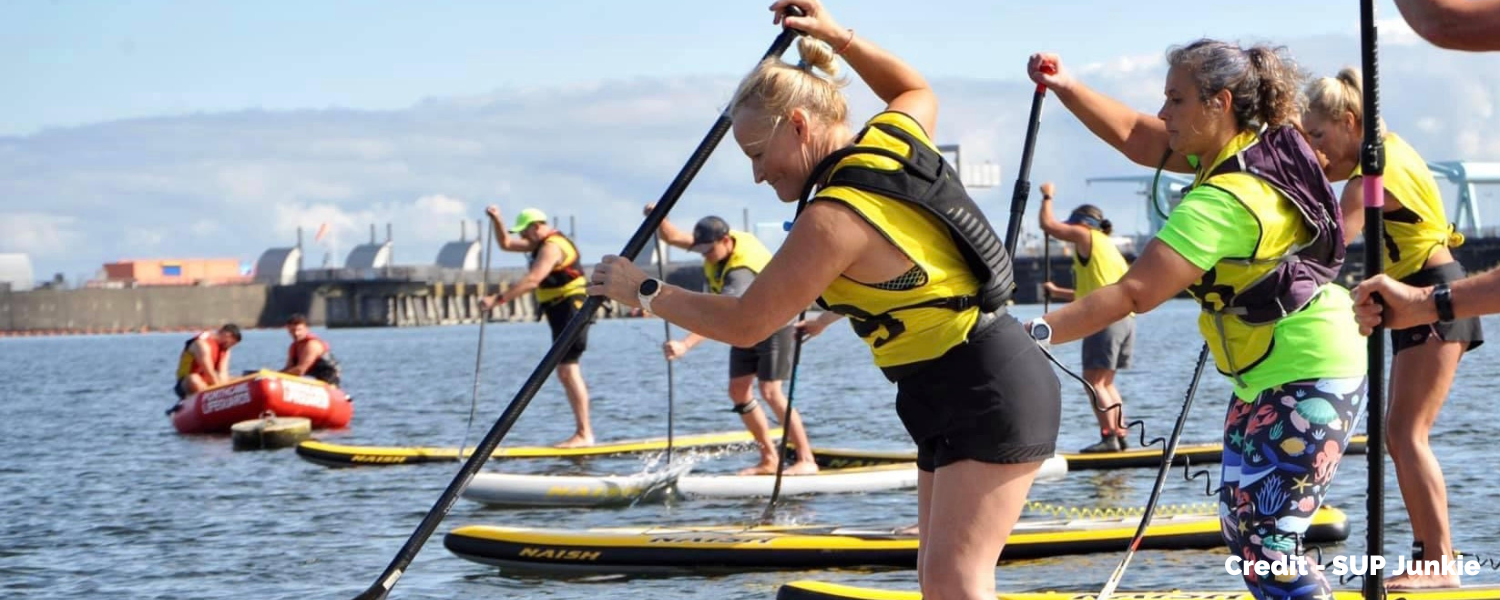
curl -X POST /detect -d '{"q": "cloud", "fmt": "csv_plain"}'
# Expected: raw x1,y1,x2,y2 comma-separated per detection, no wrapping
2,31,1499,280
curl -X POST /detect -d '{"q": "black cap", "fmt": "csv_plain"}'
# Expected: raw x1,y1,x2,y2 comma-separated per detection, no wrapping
689,216,731,253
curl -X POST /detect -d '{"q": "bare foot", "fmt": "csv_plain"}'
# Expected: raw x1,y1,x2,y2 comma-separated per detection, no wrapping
895,524,919,536
1386,572,1461,590
783,461,820,476
737,461,780,476
553,433,594,449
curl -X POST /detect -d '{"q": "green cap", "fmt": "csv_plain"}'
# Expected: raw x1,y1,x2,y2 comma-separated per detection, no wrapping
510,208,548,233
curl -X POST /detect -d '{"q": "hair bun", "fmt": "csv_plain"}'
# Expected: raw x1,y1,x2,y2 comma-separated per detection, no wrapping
797,36,840,78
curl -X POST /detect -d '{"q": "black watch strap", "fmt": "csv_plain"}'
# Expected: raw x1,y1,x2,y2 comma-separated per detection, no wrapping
1434,283,1456,323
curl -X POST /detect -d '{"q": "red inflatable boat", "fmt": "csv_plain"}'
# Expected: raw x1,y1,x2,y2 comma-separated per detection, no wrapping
169,370,353,434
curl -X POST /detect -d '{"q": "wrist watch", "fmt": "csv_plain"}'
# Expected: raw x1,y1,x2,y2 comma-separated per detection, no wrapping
1027,317,1053,346
638,278,663,313
1433,283,1456,323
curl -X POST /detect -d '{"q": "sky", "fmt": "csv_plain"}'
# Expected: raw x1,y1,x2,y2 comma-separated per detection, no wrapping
3,0,1499,281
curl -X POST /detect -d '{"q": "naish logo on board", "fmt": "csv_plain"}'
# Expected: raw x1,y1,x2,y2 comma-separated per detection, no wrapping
350,455,408,464
201,383,252,414
518,547,601,561
281,382,330,409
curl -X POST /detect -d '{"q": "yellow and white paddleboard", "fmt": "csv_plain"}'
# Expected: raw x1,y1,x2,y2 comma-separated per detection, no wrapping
1061,436,1368,471
775,580,1500,600
294,428,777,467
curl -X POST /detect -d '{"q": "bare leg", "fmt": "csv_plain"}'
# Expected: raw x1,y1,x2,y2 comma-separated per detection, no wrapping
1082,367,1123,434
729,374,779,475
760,379,818,474
553,362,594,448
1386,337,1465,590
918,460,1041,600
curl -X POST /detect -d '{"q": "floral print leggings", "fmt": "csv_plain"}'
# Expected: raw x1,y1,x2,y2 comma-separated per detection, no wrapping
1220,377,1368,600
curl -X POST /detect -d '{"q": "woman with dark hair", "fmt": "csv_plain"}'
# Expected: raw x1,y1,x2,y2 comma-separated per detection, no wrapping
1025,40,1366,600
1038,186,1134,453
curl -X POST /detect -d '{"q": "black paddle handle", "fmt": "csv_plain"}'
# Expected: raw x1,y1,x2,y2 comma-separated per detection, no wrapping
351,20,804,600
1004,84,1047,259
1359,2,1386,599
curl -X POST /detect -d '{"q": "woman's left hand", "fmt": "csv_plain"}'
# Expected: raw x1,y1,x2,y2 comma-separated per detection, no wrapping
587,255,649,308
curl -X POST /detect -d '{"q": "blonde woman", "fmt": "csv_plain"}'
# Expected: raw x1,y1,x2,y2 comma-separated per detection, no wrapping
1304,68,1481,589
590,2,1060,597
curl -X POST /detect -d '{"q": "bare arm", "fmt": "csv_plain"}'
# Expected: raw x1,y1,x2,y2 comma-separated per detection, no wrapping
775,0,936,133
1044,283,1076,302
497,242,562,304
486,207,537,252
656,214,695,250
218,349,232,383
1339,178,1365,246
1028,54,1194,173
285,340,324,376
1354,268,1500,333
1395,0,1500,51
590,201,865,348
191,340,222,385
1042,239,1206,344
1038,197,1094,249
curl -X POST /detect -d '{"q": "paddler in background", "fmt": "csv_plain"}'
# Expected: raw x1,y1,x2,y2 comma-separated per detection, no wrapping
282,313,343,387
1037,182,1135,454
483,205,596,448
172,324,242,400
650,209,818,476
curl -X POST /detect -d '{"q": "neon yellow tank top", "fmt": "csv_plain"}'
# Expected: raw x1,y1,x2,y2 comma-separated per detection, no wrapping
1350,133,1462,280
704,231,772,294
1072,228,1129,300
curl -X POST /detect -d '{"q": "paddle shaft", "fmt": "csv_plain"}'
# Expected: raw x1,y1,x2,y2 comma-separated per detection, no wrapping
759,307,807,524
458,221,494,459
1003,78,1050,259
657,237,676,465
1096,343,1210,600
351,23,803,600
1359,3,1387,599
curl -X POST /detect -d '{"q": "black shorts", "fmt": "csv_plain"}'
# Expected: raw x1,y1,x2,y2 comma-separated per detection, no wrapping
543,295,593,364
1390,262,1484,355
729,325,796,381
173,377,192,400
894,312,1061,472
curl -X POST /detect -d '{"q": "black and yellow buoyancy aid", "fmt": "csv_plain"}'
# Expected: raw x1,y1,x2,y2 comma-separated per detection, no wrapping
1184,127,1344,384
704,231,773,295
794,113,1015,374
530,231,587,305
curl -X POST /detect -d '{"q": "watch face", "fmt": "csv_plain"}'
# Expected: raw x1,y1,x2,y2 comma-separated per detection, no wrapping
1031,322,1052,341
639,279,660,296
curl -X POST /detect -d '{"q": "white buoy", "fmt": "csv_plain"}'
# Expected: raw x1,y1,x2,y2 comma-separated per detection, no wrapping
231,415,312,451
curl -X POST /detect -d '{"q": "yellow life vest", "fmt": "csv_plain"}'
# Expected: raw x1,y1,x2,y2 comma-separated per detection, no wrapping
531,231,587,305
806,112,984,373
1184,129,1344,386
1072,228,1129,300
1350,133,1464,280
704,231,773,295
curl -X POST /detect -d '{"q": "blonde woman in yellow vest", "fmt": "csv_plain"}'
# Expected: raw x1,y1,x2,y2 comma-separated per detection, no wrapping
1304,68,1482,589
650,211,818,476
1037,185,1135,454
591,2,1061,596
1027,41,1366,600
483,205,596,448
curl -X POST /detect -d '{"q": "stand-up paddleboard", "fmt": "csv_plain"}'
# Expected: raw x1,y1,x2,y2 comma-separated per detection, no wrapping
443,507,1347,573
774,580,1500,600
1061,435,1368,471
294,428,777,467
461,455,1065,508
